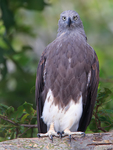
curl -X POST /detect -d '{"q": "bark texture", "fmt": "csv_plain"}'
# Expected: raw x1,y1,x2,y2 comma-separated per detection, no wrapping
0,132,113,150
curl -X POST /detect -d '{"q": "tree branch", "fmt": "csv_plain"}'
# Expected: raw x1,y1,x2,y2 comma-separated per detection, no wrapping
0,115,18,126
19,124,37,128
0,115,37,128
18,127,31,138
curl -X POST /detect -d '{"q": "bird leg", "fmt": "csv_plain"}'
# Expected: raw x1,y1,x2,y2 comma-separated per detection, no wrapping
37,123,59,141
62,128,85,142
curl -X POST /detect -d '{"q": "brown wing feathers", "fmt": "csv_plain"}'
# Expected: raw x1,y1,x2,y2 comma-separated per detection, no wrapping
35,53,47,133
78,52,99,132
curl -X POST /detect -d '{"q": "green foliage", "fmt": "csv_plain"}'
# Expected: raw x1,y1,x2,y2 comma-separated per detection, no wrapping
0,102,37,142
87,87,113,133
0,0,47,30
0,87,112,142
0,0,47,141
0,0,48,107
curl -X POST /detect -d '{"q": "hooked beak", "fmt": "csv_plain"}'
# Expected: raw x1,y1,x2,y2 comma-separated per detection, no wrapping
67,17,72,27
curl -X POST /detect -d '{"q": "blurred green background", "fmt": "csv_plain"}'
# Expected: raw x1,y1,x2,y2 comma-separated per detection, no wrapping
0,0,113,136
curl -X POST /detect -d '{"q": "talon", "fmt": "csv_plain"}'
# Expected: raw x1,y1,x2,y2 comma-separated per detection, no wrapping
50,135,53,142
60,132,62,139
82,132,85,137
60,131,64,138
57,131,62,138
60,134,62,138
69,135,71,142
57,131,60,134
37,133,40,138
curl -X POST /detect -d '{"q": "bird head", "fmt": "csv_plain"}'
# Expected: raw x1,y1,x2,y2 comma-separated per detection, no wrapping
57,10,85,37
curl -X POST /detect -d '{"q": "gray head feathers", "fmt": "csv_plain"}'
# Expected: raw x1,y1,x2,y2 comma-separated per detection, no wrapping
57,10,86,39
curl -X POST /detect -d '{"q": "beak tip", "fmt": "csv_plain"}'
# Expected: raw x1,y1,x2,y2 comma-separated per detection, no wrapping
67,17,72,27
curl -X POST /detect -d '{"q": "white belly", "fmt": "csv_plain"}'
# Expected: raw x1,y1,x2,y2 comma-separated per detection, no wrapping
41,89,83,132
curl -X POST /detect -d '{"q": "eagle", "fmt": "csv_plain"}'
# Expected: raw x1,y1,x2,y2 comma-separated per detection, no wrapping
35,10,99,141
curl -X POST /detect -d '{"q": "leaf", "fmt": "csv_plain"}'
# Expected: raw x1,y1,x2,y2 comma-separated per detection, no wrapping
0,104,9,114
0,0,15,30
23,102,34,115
104,88,112,95
6,106,14,116
97,87,112,101
20,113,29,123
11,105,25,120
98,116,111,124
105,109,113,114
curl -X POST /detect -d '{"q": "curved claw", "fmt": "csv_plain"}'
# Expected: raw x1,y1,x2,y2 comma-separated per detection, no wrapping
57,131,62,138
57,131,64,138
82,132,85,137
49,134,53,142
60,131,64,138
60,133,62,138
57,131,60,134
69,135,71,142
37,134,40,138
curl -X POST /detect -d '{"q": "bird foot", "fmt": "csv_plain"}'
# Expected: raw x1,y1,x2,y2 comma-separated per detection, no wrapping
37,123,59,142
61,129,85,142
37,130,59,142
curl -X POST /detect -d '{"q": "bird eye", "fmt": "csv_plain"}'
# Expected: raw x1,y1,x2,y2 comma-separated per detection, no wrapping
62,16,66,21
73,16,78,20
